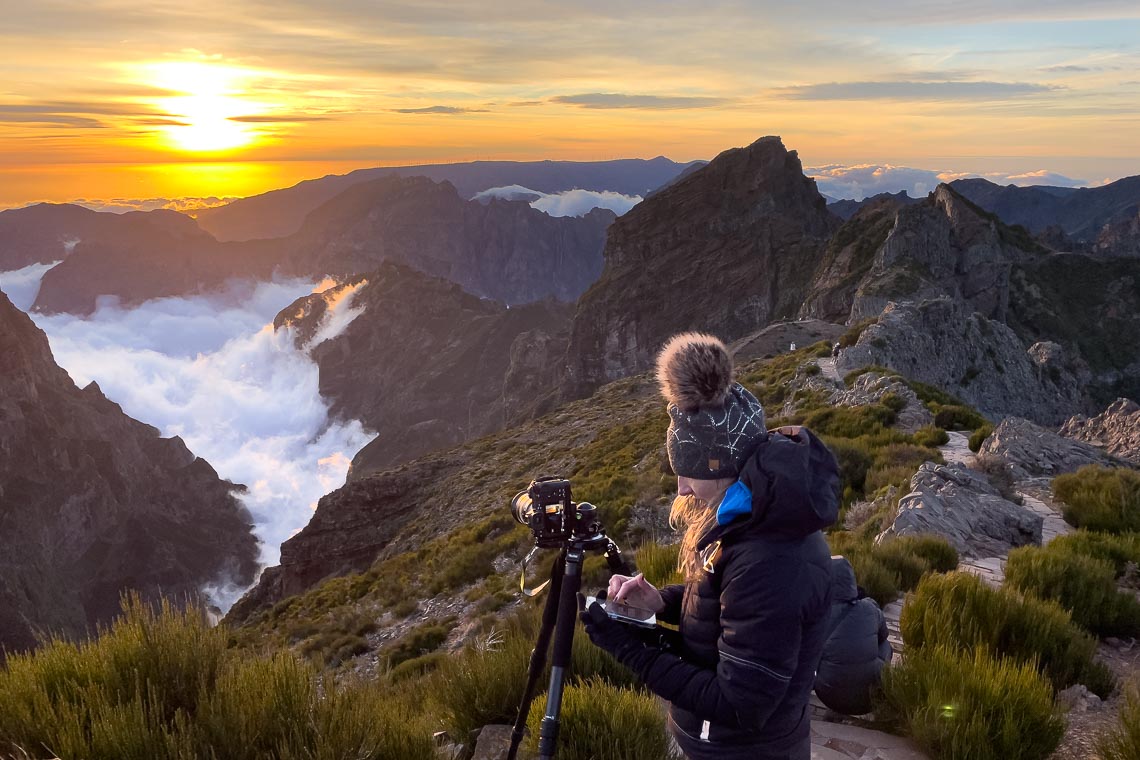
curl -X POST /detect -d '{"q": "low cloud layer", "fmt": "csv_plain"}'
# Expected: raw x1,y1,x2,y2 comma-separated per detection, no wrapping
551,93,730,110
809,164,1089,201
0,261,61,311
0,272,375,610
778,81,1055,101
471,185,642,217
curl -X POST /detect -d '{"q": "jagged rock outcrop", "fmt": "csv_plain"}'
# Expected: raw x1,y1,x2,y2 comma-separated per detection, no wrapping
800,198,903,322
978,417,1128,481
1060,398,1140,464
273,263,573,477
0,292,258,653
827,190,920,221
829,372,933,433
848,184,1041,323
563,136,839,399
837,298,1089,425
877,462,1042,558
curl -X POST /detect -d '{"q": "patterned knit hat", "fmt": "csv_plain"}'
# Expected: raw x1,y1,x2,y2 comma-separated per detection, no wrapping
657,333,767,479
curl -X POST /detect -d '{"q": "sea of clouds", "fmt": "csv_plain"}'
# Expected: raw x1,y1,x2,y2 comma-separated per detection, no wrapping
470,185,643,216
0,265,374,610
808,164,1093,201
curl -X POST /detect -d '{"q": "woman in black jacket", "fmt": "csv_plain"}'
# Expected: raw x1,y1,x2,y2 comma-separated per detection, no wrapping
579,333,840,760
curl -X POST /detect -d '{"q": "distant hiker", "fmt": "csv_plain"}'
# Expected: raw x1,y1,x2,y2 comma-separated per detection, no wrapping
813,556,893,716
831,342,841,358
579,333,840,760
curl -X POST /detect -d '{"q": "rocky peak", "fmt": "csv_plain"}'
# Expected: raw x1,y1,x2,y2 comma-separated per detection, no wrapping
837,297,1089,425
563,136,838,399
978,416,1128,480
1060,398,1140,465
849,184,1041,323
0,293,259,654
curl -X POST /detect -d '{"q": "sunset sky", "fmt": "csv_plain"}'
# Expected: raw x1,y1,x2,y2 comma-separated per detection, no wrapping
3,0,1139,206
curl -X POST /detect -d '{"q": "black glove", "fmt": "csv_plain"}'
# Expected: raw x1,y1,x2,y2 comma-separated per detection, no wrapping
577,593,643,662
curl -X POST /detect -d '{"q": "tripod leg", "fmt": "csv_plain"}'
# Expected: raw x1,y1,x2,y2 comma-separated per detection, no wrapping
507,554,565,760
536,547,585,760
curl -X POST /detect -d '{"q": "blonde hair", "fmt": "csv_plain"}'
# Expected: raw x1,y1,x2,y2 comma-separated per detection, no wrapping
669,484,731,577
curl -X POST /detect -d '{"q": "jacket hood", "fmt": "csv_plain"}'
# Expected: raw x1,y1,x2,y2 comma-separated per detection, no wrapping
724,426,840,541
830,556,859,603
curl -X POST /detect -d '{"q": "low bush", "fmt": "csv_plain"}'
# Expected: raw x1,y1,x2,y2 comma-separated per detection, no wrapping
900,571,1114,696
827,533,958,607
930,404,988,432
912,426,950,448
1048,531,1140,576
1054,466,1140,534
838,319,877,349
0,595,436,760
634,541,682,589
380,619,453,669
968,424,993,453
1004,546,1140,638
1100,682,1140,760
878,645,1064,760
526,677,678,760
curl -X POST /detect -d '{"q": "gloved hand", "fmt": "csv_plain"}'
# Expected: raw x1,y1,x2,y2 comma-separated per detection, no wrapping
577,593,643,662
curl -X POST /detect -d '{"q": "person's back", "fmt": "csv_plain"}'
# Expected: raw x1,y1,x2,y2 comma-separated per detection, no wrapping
813,556,892,716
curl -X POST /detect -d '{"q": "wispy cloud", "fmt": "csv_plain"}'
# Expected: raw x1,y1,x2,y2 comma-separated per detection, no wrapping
551,93,731,110
778,80,1056,100
391,105,487,114
228,114,333,122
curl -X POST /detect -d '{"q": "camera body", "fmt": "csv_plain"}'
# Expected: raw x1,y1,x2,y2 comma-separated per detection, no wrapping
512,476,599,547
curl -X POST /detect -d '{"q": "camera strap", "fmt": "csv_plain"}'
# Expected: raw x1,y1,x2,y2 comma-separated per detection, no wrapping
519,545,552,597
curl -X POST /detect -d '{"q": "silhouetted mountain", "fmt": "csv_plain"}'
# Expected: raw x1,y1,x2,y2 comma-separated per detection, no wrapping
0,203,125,270
195,157,695,241
563,136,839,399
274,263,573,477
827,190,920,221
0,292,258,654
950,175,1140,253
29,176,612,314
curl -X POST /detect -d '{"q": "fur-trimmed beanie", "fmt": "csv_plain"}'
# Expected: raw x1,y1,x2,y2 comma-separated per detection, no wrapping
657,332,767,480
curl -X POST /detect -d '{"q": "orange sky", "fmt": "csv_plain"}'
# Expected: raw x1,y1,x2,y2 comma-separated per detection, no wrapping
3,1,1139,206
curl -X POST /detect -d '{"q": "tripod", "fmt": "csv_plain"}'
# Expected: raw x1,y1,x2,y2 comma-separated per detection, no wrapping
507,527,626,760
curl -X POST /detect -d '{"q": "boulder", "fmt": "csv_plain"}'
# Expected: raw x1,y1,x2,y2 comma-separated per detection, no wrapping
877,462,1042,558
1060,398,1140,465
829,372,933,433
979,417,1127,481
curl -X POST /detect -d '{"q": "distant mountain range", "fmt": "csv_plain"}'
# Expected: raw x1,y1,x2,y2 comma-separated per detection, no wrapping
193,157,697,241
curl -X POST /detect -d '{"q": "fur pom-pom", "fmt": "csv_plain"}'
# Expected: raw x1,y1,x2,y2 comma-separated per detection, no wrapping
656,332,734,412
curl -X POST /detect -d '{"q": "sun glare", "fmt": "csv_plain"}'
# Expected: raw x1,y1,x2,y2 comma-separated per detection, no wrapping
146,61,263,152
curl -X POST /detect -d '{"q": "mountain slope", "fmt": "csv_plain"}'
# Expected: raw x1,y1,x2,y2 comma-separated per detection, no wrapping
0,292,259,653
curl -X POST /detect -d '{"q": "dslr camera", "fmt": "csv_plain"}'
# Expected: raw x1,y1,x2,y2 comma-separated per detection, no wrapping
511,476,601,548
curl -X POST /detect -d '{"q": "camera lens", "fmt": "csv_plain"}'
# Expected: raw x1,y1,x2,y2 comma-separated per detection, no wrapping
511,490,535,525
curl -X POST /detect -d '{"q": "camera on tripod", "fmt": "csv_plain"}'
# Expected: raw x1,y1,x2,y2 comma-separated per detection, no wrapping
511,476,601,548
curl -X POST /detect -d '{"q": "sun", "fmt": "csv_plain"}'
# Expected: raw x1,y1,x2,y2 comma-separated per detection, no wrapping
146,62,262,152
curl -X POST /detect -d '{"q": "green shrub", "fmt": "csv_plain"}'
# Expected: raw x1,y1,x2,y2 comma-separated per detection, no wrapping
1054,466,1140,533
1049,531,1140,576
802,404,896,438
825,438,875,499
931,404,987,431
839,319,877,348
879,645,1064,760
900,572,1113,696
634,541,682,589
526,677,678,760
387,651,446,683
1005,546,1140,638
1100,682,1140,760
381,620,452,669
0,595,436,760
968,424,993,453
912,426,950,448
826,533,958,607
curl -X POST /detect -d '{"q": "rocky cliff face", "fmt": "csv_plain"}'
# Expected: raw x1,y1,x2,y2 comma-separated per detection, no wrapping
284,175,613,305
1060,398,1140,465
273,263,573,477
563,136,838,399
0,293,258,653
847,184,1041,323
836,298,1089,425
978,417,1128,480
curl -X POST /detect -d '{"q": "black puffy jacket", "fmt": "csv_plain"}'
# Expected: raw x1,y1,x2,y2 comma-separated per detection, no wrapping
813,556,892,716
627,427,839,758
